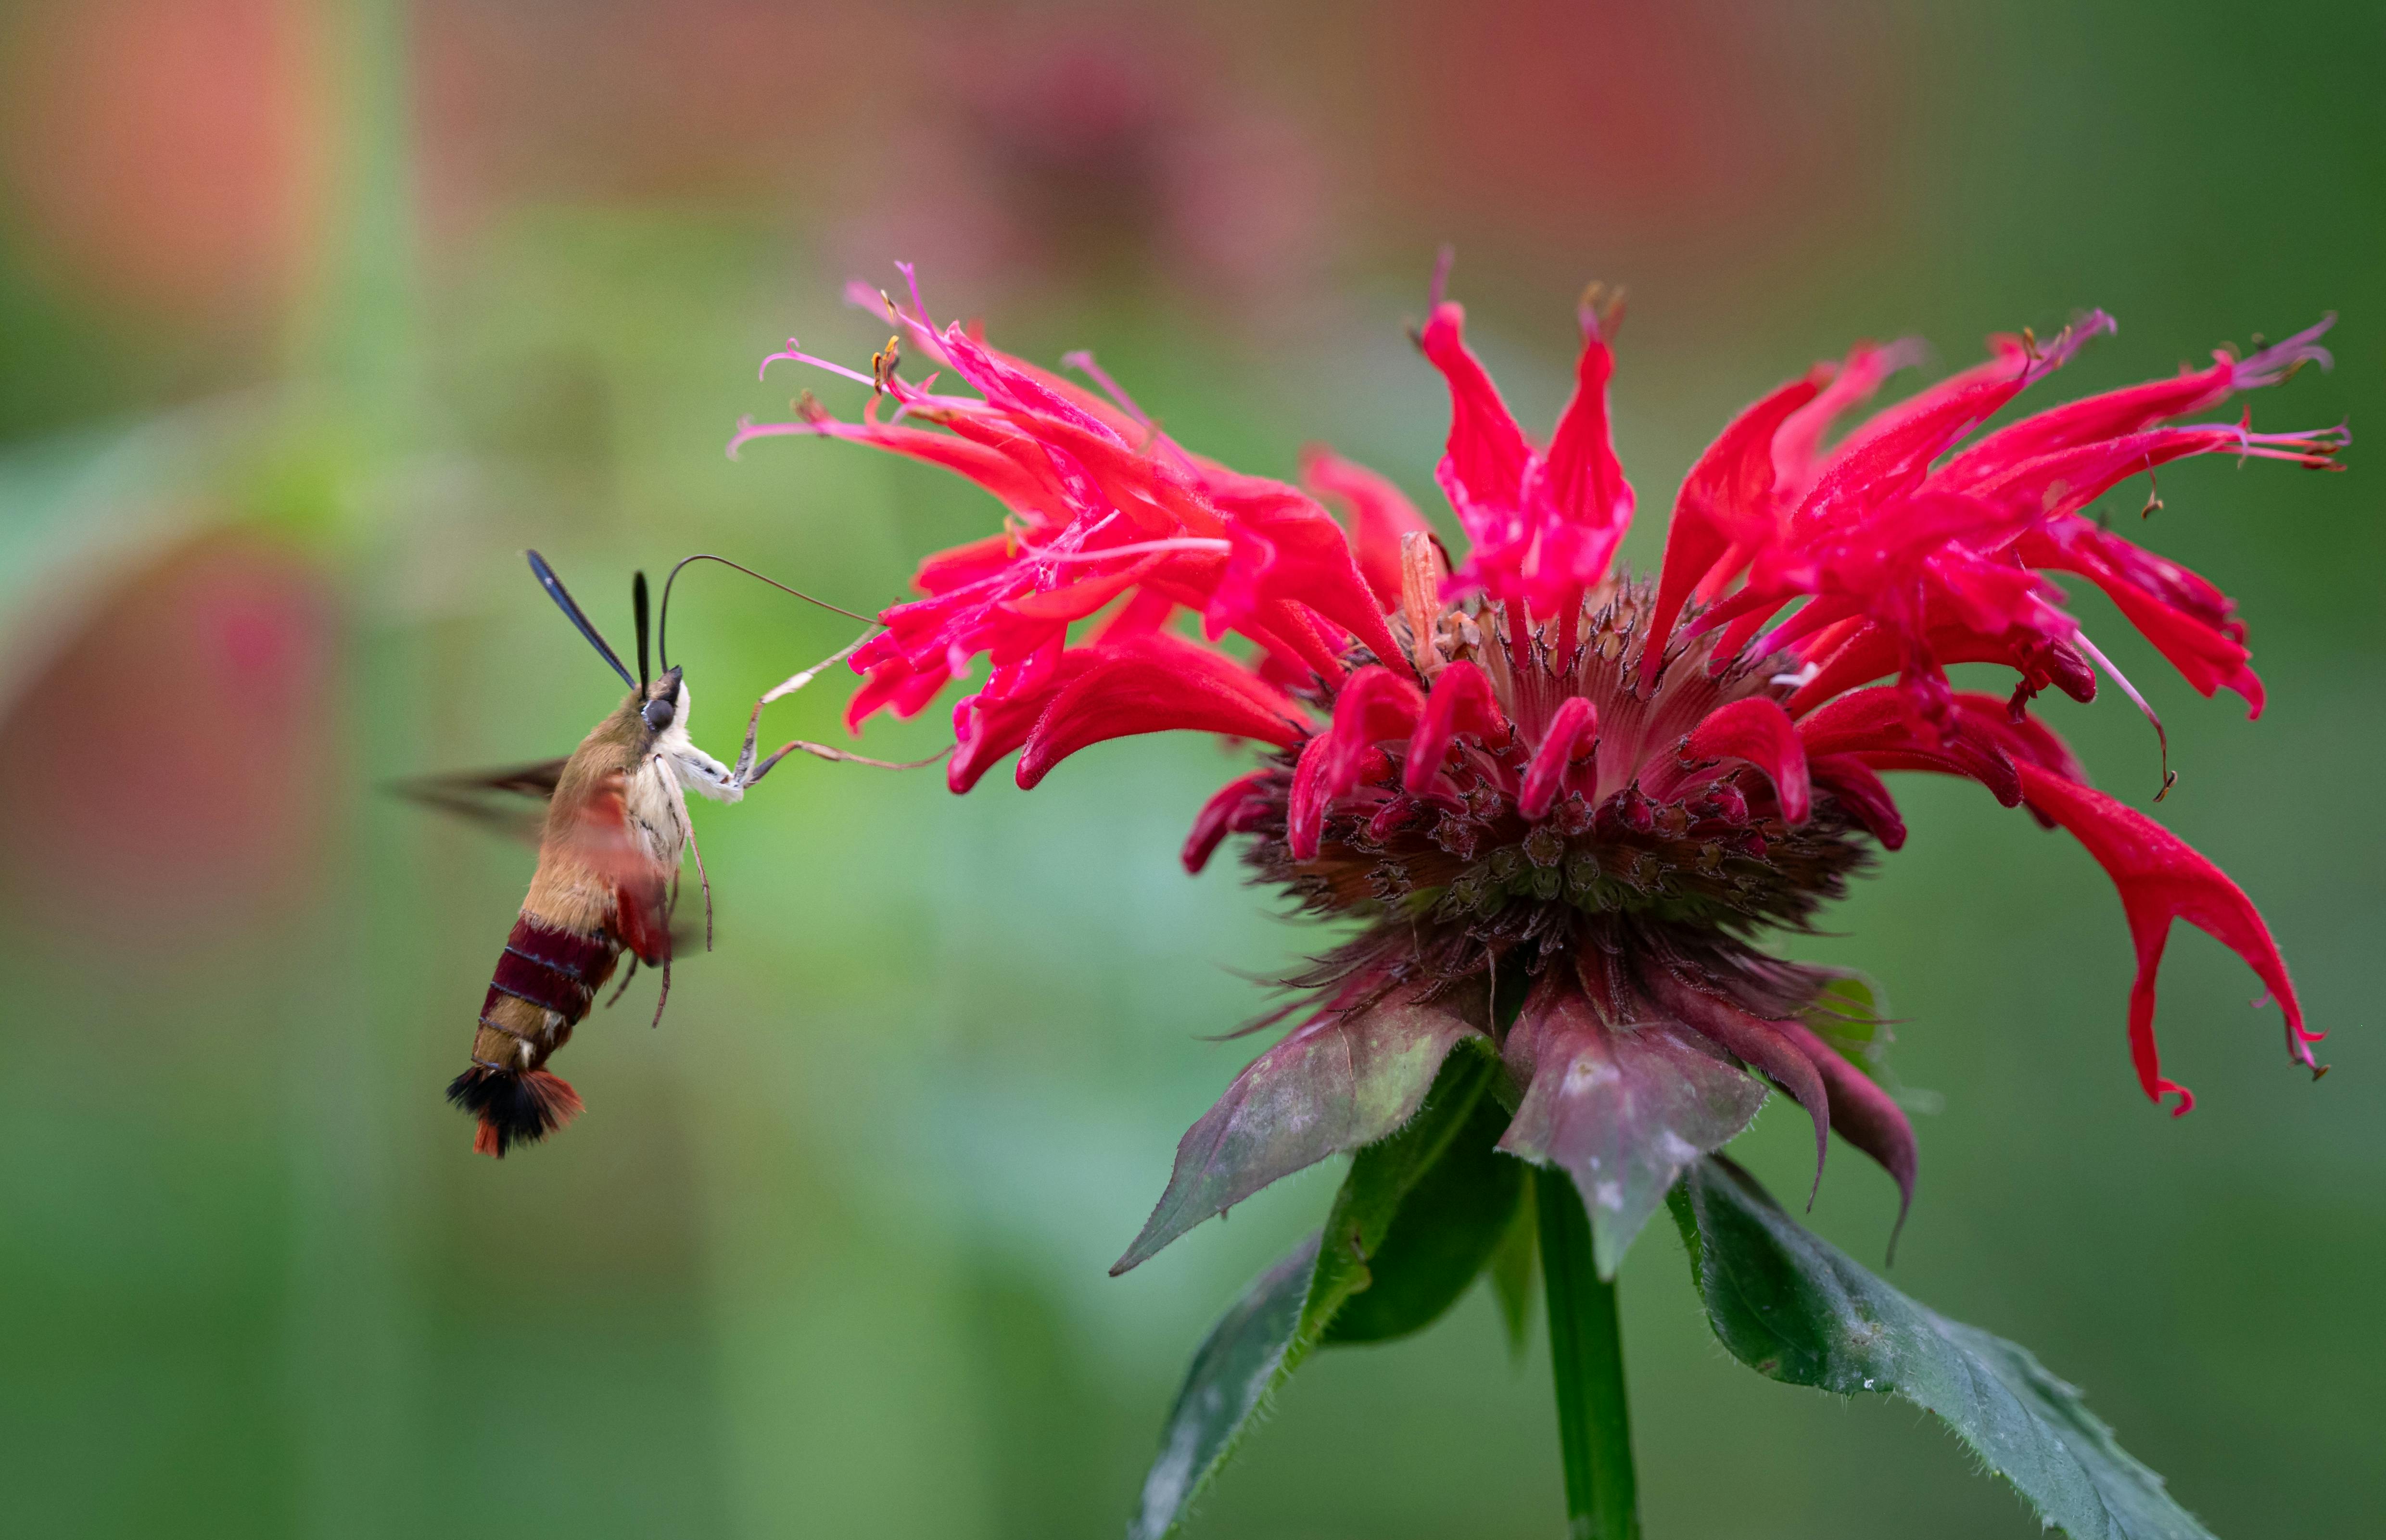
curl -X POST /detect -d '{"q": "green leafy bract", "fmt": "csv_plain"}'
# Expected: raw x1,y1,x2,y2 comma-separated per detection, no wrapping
1130,1044,1520,1538
1671,1158,2216,1540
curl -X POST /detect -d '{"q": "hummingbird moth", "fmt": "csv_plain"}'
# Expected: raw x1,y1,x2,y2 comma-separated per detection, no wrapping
403,551,929,1158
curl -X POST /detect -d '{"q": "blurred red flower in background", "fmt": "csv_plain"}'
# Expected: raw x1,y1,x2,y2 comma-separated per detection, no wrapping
0,535,335,944
0,0,319,326
735,267,2339,1268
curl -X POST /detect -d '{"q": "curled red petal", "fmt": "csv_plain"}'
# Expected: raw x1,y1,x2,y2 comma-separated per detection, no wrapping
1402,659,1512,795
1320,666,1428,802
1016,637,1306,789
1182,770,1277,874
1808,754,1906,850
2016,763,2319,1113
1685,696,1812,825
1519,695,1598,821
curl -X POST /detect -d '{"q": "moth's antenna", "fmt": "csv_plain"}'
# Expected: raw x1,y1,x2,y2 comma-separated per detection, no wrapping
633,571,652,693
527,550,636,691
657,553,877,671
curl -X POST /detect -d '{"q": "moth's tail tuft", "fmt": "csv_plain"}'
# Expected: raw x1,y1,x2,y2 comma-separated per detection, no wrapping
446,1066,583,1158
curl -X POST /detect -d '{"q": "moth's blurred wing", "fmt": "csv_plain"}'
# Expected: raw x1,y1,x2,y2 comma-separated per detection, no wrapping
548,770,674,966
389,758,570,845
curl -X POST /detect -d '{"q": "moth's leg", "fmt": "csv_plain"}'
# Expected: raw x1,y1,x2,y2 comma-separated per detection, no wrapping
684,818,714,952
730,628,876,784
603,955,639,1009
741,738,950,788
648,956,672,1030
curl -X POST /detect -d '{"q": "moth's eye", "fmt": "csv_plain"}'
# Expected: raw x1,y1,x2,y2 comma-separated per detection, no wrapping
642,698,675,732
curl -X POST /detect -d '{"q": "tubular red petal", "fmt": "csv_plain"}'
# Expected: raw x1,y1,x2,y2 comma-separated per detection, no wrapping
2022,526,2265,716
1939,316,2332,485
1519,696,1599,820
1401,659,1512,794
1302,445,1430,609
1646,372,1825,683
1790,620,2095,719
1684,696,1812,825
1800,687,2023,806
1542,318,1636,567
998,551,1171,623
1948,693,2087,784
1418,299,1533,508
846,656,951,733
1016,637,1307,789
1770,340,1925,500
1286,733,1333,860
1799,316,2115,530
2016,764,2319,1111
1206,484,1409,671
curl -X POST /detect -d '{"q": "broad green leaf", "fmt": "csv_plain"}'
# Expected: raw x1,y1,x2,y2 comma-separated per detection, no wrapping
1129,1044,1501,1538
1486,1187,1538,1361
1128,1235,1319,1540
1670,1158,2217,1540
1325,1086,1524,1344
1112,979,1490,1275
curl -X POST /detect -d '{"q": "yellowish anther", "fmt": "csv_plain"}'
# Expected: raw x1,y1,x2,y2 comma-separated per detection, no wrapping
1578,281,1627,340
872,333,902,393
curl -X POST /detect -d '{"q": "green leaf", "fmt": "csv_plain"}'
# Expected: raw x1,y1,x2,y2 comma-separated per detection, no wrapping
1670,1158,2217,1540
1324,1084,1524,1345
1802,972,1942,1114
1129,1043,1504,1538
1486,1189,1538,1361
1127,1234,1320,1540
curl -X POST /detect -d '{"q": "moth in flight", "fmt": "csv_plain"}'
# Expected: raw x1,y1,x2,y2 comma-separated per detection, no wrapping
401,551,927,1156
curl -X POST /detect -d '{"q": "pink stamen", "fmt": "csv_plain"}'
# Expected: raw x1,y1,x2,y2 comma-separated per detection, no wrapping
759,339,877,389
1012,536,1233,566
2070,628,2175,800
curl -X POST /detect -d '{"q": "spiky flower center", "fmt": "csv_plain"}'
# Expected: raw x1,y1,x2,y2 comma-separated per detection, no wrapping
1233,578,1877,990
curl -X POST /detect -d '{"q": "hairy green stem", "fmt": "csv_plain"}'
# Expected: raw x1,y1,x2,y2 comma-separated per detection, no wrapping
1537,1171,1641,1540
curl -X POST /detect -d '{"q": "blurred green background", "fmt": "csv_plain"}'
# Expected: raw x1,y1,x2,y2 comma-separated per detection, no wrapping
0,1,2377,1536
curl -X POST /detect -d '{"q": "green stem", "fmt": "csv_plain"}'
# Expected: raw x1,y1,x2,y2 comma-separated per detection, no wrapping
1537,1170,1641,1540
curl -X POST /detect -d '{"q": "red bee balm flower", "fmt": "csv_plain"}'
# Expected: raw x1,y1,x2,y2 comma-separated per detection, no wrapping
732,267,2342,1273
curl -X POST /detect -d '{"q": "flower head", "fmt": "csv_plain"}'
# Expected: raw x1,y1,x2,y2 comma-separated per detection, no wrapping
734,268,2342,1273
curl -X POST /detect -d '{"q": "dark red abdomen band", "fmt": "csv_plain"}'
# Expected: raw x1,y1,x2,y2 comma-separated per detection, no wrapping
484,917,617,1025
